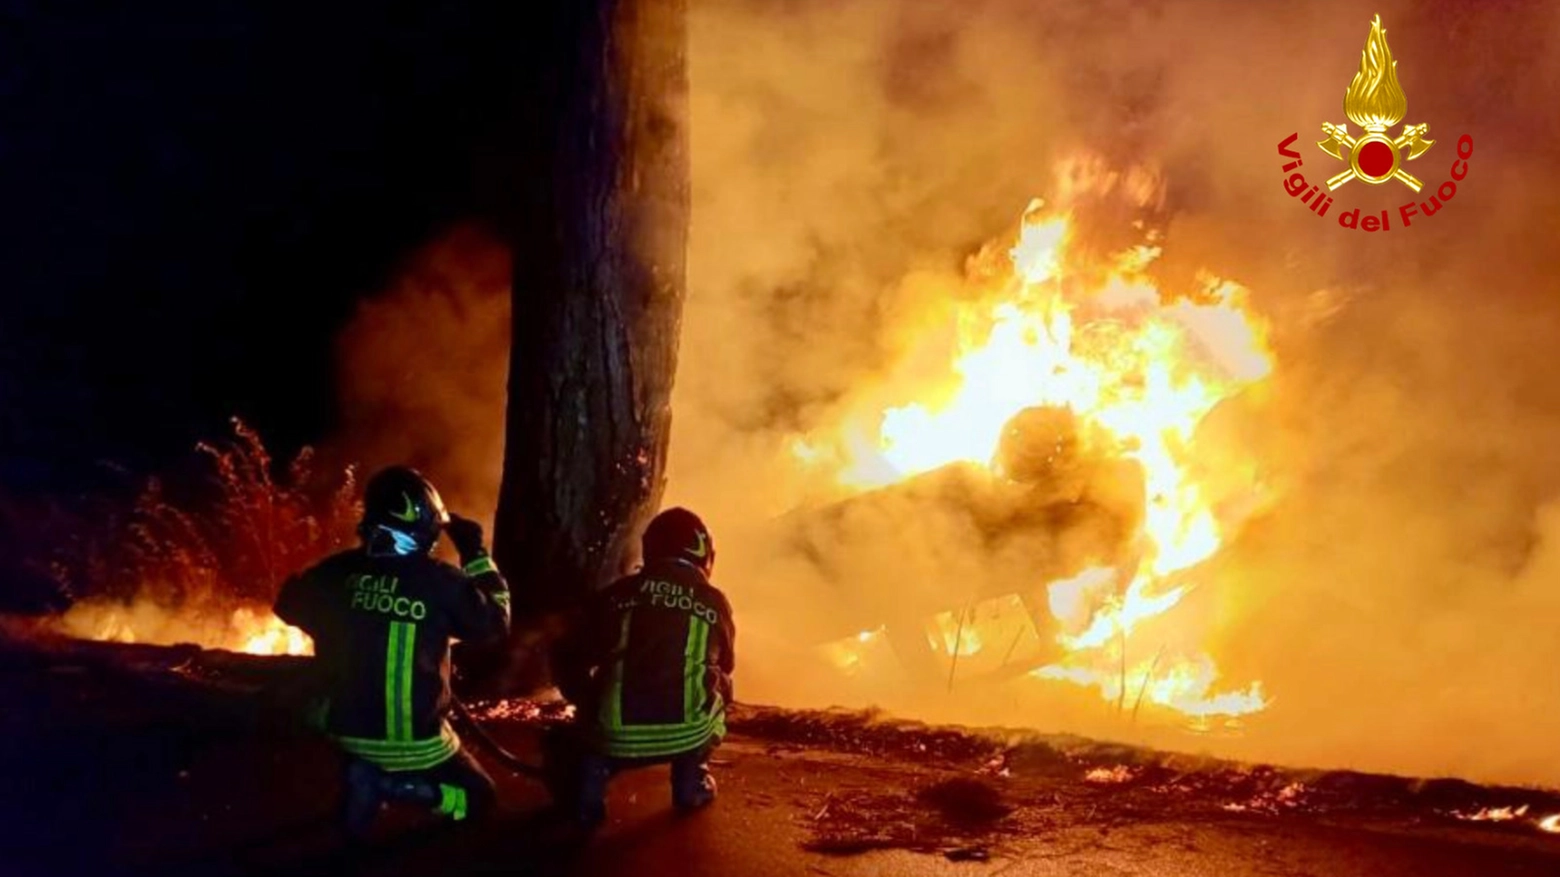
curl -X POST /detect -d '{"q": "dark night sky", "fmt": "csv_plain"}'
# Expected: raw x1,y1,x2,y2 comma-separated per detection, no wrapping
0,2,524,494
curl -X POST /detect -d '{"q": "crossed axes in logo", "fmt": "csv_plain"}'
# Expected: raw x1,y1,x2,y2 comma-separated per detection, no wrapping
1316,123,1434,192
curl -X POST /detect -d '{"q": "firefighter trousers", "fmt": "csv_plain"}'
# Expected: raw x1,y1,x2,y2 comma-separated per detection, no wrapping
341,748,496,839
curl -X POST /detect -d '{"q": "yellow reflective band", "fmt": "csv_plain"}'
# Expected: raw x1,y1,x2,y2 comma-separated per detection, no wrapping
604,724,719,758
354,742,452,764
438,784,469,821
336,723,461,773
337,735,451,756
610,717,721,742
463,556,498,576
603,700,726,758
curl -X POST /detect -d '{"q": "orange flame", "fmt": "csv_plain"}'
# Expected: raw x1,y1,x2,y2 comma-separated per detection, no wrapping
56,598,312,656
1454,805,1529,823
807,187,1274,721
233,606,314,656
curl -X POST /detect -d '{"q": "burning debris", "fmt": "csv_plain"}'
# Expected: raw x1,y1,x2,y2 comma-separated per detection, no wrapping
49,599,312,656
463,698,576,725
23,419,356,657
721,706,1560,841
1221,781,1310,815
1452,804,1529,823
1445,804,1560,835
789,186,1274,721
1084,765,1136,785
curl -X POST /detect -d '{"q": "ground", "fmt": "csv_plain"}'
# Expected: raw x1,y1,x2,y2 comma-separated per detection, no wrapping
3,634,1559,877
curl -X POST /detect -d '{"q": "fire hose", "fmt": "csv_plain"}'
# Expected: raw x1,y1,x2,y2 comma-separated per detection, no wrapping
449,695,547,779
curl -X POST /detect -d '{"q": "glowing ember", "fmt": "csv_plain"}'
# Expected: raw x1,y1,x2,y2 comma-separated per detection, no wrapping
1453,805,1529,823
1084,765,1135,784
803,187,1274,720
1223,782,1309,815
468,699,578,723
1447,806,1560,834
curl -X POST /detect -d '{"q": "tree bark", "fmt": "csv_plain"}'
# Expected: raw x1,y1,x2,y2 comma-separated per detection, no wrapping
493,0,689,631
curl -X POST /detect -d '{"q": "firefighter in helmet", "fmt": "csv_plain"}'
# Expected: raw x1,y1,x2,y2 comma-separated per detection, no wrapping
274,466,512,840
552,507,735,827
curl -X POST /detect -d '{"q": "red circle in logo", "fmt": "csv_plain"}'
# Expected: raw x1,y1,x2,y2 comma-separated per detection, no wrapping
1357,141,1395,178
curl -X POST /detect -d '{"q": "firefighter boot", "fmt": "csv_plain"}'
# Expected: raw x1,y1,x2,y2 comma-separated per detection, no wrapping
575,755,612,828
671,753,716,812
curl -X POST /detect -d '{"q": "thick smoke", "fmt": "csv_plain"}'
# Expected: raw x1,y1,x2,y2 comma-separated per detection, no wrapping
333,225,510,527
335,0,1560,787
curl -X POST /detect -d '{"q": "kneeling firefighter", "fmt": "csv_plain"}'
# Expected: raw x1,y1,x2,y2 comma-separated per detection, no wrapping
274,466,512,839
552,508,735,826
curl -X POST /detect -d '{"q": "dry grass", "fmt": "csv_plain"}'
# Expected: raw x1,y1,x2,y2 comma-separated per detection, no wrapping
29,418,359,613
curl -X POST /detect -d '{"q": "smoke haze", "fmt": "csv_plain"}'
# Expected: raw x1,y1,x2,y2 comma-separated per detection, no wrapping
333,0,1560,788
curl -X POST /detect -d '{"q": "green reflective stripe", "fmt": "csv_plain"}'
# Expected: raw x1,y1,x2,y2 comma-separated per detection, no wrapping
611,728,712,750
464,556,498,576
611,716,722,743
337,735,453,756
438,784,468,821
384,623,404,740
603,615,632,733
383,621,417,741
355,749,453,772
336,723,461,773
605,720,721,758
397,622,416,741
337,720,459,751
694,620,710,716
683,617,710,724
605,697,726,757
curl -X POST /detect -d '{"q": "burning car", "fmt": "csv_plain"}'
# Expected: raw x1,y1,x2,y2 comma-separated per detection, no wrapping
776,404,1147,678
766,198,1274,720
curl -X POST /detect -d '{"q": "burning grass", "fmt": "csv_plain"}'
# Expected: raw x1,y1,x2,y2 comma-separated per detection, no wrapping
723,704,1560,839
25,419,357,655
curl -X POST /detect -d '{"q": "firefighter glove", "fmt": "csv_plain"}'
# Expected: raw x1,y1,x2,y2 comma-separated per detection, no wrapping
446,513,488,564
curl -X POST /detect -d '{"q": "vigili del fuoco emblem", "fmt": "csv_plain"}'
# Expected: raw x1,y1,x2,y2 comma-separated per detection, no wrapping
1316,15,1433,192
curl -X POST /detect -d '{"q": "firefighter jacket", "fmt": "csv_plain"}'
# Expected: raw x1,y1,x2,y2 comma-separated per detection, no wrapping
274,548,511,772
567,558,735,759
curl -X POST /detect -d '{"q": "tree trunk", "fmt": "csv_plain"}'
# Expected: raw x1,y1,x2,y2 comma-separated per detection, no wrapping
493,0,689,642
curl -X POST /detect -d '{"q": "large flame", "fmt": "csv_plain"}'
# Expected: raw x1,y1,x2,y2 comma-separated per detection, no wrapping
1344,15,1407,132
54,598,313,656
804,193,1275,722
232,607,314,656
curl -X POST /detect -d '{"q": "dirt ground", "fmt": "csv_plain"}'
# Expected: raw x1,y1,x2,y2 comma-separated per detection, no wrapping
3,634,1558,877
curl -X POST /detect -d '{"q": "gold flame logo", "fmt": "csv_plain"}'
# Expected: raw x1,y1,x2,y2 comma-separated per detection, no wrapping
1316,15,1433,191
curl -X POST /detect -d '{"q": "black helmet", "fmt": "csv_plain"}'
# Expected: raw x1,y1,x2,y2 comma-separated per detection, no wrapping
360,466,449,555
642,507,714,572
